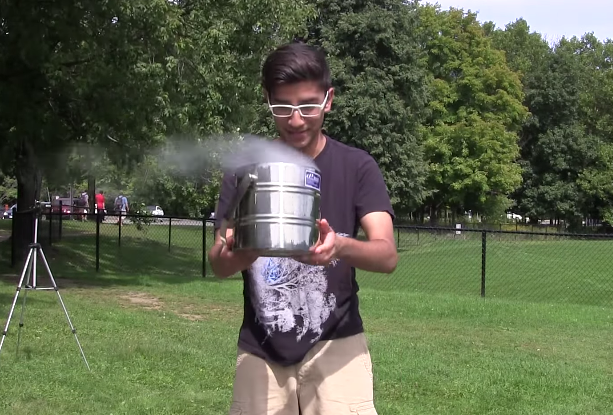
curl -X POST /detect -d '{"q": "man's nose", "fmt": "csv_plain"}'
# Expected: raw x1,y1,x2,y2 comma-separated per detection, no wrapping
288,109,305,127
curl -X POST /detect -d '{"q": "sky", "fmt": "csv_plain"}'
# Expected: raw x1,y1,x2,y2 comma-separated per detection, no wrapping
425,0,612,43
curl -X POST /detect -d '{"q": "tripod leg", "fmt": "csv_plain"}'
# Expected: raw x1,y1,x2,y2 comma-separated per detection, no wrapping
37,248,91,371
0,248,34,360
15,255,34,357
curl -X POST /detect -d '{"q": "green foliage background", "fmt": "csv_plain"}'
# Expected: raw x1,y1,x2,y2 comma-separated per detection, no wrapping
2,0,613,231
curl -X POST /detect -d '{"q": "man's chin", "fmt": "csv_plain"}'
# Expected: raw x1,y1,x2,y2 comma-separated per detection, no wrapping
281,132,311,148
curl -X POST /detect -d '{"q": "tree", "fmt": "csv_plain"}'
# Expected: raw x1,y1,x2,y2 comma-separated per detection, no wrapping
0,0,314,260
0,0,185,258
129,137,230,217
295,0,431,215
0,174,17,205
485,18,552,81
417,6,527,222
565,34,613,223
494,31,607,223
487,21,613,225
520,124,600,223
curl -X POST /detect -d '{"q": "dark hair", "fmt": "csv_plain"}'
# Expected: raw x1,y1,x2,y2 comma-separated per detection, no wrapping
261,42,332,95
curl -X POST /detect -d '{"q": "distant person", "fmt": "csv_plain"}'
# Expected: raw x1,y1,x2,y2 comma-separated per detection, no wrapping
95,191,105,224
114,194,129,225
80,190,89,221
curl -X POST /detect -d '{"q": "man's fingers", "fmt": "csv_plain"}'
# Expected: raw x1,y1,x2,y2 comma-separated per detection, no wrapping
318,218,332,233
314,232,335,255
315,245,332,255
210,241,225,256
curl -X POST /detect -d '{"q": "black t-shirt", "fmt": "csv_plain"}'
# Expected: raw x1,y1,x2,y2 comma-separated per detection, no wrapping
214,136,394,366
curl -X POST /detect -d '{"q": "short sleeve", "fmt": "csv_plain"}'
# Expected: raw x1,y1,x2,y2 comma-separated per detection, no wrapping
355,155,395,222
214,172,238,231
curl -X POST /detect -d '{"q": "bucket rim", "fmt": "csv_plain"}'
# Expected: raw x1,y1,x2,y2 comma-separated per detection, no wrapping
235,161,321,172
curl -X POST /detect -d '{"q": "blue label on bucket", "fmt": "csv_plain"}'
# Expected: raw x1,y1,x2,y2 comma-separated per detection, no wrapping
304,170,321,191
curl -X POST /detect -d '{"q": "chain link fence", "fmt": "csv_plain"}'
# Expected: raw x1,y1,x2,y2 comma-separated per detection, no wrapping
373,225,613,308
4,212,612,308
6,211,213,279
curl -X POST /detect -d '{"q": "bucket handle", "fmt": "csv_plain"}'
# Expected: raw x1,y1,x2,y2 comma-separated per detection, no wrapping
219,171,258,246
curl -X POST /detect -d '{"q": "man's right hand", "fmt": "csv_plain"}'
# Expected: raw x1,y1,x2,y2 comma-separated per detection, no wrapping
208,233,259,278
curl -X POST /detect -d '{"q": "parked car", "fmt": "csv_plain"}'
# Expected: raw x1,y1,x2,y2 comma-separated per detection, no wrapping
43,197,87,220
3,201,50,219
144,205,164,223
146,205,165,216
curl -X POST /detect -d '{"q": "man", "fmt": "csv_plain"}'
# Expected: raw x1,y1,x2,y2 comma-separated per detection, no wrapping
95,190,105,224
208,42,397,415
114,193,129,225
80,190,89,221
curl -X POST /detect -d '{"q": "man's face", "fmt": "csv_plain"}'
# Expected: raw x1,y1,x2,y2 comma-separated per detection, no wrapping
266,81,334,152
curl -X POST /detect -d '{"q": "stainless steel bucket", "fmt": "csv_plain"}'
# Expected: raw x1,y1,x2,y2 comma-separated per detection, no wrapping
219,162,322,257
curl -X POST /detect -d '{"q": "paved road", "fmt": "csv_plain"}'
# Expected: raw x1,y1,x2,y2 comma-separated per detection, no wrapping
102,217,214,227
150,218,215,227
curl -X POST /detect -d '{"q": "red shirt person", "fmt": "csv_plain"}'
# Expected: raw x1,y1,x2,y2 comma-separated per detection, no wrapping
95,191,105,223
95,191,105,209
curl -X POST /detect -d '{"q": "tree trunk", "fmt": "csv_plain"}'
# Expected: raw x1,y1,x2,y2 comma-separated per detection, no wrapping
88,175,96,218
429,203,439,225
14,140,43,265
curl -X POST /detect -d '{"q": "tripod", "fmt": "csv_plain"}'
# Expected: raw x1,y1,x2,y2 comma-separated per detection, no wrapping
0,210,91,371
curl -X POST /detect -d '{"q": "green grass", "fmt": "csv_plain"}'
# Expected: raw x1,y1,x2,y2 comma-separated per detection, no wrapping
0,219,612,414
383,230,613,308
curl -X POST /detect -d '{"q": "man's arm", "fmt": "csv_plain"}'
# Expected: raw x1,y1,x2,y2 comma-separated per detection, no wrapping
336,211,397,273
207,173,259,278
208,228,239,278
335,154,398,273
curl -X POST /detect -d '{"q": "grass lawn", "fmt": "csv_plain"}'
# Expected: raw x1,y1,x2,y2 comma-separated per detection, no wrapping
0,219,612,414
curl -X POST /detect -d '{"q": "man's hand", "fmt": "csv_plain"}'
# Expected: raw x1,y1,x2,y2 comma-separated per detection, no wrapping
293,219,338,266
209,233,259,278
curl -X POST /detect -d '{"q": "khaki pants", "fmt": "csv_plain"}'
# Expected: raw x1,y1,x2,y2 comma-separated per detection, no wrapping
229,333,378,415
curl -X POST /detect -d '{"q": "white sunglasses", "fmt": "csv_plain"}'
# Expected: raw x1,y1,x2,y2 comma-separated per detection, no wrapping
267,91,329,118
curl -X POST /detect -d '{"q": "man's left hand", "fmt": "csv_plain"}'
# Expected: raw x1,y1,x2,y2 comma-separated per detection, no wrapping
293,218,338,266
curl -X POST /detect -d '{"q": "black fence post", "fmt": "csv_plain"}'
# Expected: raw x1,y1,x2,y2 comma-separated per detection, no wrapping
58,201,63,241
96,216,100,272
49,209,53,245
396,227,400,249
481,230,487,298
10,206,16,267
168,217,172,252
202,218,206,278
118,214,122,247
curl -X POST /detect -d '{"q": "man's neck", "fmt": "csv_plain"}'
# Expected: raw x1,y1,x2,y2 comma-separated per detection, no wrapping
275,131,327,159
303,131,327,159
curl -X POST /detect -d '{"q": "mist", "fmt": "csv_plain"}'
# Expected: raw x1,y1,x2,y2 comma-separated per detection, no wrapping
154,133,319,178
44,133,319,196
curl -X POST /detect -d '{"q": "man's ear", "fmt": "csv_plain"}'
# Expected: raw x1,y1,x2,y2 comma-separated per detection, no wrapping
324,87,335,113
263,88,270,103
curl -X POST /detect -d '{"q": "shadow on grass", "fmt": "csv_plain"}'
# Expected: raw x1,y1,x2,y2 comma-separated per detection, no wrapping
0,290,67,332
0,234,225,289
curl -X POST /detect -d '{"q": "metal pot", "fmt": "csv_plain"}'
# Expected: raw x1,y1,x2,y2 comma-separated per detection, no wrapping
219,162,322,257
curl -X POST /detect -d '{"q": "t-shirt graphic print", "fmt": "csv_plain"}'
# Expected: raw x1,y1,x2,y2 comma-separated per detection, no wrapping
249,256,337,343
